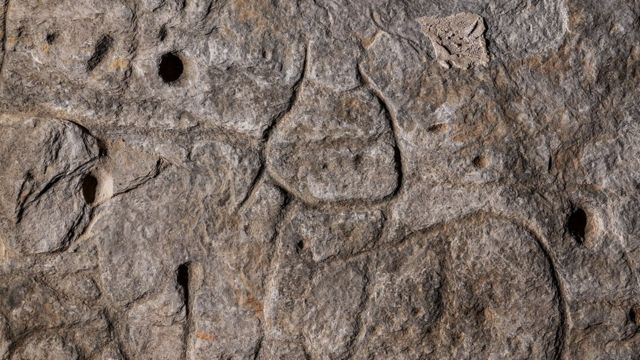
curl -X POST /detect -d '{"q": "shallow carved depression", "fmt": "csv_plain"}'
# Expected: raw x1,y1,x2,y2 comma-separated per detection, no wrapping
266,84,400,204
0,0,638,359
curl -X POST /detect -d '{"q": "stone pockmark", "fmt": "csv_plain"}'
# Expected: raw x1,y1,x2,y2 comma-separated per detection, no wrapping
158,52,184,84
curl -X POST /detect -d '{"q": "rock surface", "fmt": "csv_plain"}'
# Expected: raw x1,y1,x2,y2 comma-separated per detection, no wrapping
0,0,639,359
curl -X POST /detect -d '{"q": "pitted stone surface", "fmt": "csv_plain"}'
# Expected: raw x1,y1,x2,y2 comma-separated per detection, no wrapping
0,0,639,359
418,12,489,69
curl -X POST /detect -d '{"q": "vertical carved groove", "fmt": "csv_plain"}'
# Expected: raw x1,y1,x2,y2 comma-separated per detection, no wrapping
177,261,203,360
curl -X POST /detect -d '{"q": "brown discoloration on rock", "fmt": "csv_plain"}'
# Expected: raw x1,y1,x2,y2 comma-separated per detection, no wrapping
195,331,217,342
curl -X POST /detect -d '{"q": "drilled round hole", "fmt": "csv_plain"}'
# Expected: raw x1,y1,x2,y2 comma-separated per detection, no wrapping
158,52,183,83
567,207,587,243
82,174,98,204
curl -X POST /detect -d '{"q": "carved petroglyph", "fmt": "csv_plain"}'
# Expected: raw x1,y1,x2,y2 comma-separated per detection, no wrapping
0,0,638,358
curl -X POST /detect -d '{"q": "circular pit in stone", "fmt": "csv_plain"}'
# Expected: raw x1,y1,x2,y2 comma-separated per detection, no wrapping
158,52,184,83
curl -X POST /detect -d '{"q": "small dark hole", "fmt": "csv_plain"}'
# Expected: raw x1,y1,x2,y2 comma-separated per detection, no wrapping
46,32,57,44
629,307,638,325
158,52,184,83
158,26,167,42
427,123,447,133
567,208,587,243
176,263,190,316
86,34,113,72
353,154,362,168
472,156,482,168
82,174,98,204
472,155,488,169
295,240,304,253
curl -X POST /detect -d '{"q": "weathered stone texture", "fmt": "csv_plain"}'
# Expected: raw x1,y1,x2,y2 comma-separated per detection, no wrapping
0,0,639,359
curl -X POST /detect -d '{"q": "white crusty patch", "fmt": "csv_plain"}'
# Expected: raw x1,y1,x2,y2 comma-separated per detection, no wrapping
417,12,489,69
